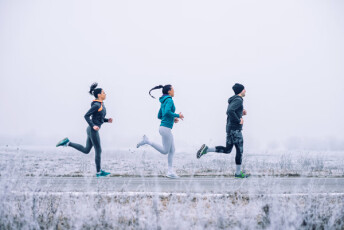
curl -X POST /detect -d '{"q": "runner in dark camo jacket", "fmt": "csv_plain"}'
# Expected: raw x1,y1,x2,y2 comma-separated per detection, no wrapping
196,83,249,178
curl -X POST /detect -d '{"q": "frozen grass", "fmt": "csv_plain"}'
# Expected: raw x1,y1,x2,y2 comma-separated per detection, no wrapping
0,146,343,177
1,146,344,229
1,192,343,229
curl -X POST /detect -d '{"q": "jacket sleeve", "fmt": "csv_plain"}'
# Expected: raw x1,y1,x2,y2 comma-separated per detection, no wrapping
227,99,242,124
84,104,100,127
158,108,162,120
164,99,180,118
104,118,109,122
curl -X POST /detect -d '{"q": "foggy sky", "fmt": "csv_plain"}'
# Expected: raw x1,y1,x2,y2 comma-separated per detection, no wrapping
1,0,344,151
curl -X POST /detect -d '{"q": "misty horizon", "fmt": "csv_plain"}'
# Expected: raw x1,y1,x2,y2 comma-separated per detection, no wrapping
1,0,343,151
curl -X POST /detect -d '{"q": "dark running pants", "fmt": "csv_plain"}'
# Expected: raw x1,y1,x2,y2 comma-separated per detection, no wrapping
69,126,102,173
215,130,244,165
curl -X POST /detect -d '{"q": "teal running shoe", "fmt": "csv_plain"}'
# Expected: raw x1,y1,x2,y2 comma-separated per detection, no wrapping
56,137,69,147
235,171,250,179
96,170,111,177
197,144,208,159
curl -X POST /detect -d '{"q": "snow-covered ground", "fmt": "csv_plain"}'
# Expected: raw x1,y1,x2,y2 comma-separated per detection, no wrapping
1,146,344,229
1,146,343,177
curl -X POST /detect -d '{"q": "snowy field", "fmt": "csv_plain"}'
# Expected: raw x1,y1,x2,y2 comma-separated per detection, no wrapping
1,146,343,178
1,146,344,229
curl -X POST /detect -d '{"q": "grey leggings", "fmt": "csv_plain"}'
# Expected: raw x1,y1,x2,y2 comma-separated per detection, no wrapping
69,126,102,172
146,126,175,169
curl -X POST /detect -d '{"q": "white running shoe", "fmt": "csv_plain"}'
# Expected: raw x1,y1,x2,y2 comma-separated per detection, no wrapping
137,135,149,148
166,172,180,179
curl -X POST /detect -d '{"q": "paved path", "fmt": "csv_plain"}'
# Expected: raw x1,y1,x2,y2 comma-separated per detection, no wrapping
2,176,344,194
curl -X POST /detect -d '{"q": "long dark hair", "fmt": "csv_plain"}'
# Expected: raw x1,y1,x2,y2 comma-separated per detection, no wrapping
149,84,172,99
89,82,103,99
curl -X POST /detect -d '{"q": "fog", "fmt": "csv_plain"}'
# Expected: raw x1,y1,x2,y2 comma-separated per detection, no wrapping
1,0,343,151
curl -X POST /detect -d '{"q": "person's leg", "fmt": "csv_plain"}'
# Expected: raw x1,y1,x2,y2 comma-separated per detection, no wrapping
144,127,172,155
167,132,175,173
166,132,180,178
215,132,234,154
68,127,93,154
232,130,244,175
89,128,102,173
197,132,234,159
205,133,234,154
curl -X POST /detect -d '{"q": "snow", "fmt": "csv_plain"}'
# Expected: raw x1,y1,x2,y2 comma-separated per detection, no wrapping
1,146,344,229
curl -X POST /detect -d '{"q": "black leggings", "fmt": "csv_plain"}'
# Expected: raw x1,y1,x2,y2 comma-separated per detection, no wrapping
215,130,243,165
69,126,102,172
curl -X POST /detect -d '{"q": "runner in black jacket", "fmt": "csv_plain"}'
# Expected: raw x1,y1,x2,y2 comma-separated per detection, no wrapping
56,83,113,177
196,83,249,178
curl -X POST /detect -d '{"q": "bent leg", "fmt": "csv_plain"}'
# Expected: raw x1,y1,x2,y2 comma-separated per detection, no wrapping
147,141,168,154
146,127,172,155
214,132,234,154
215,145,234,154
69,128,93,154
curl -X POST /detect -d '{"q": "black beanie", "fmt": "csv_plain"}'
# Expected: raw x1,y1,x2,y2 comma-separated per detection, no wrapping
232,83,245,95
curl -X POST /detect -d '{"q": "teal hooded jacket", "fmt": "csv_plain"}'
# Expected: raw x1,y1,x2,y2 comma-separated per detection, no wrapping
158,95,180,129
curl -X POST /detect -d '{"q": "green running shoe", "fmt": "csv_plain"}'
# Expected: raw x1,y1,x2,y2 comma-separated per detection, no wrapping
56,137,69,147
235,171,250,179
197,144,208,159
96,170,110,177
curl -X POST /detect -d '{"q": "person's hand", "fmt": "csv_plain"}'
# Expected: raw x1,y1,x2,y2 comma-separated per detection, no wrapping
179,113,184,120
174,118,179,123
108,118,113,123
243,109,247,116
93,126,100,131
240,118,244,125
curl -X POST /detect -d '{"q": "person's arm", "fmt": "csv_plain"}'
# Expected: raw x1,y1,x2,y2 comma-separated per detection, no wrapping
164,99,180,118
104,118,113,123
84,104,100,127
158,108,162,120
227,99,242,124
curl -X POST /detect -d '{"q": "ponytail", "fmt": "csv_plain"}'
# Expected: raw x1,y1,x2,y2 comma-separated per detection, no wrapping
89,82,103,98
89,82,98,95
149,84,172,98
149,85,164,98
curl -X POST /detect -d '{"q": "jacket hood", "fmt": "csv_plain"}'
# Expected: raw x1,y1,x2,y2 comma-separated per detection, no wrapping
228,95,243,104
159,95,172,104
91,100,103,106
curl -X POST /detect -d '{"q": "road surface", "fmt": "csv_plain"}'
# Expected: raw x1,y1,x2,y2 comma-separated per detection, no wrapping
2,176,344,195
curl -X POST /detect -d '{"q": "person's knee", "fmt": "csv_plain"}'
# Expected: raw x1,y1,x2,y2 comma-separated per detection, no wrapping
223,146,233,154
84,148,92,154
159,145,169,154
223,148,232,153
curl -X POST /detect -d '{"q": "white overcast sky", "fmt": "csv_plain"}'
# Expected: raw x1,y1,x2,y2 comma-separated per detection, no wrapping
1,0,343,151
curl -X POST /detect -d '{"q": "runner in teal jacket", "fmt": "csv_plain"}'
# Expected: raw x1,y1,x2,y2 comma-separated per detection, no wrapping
158,95,180,129
137,84,184,179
